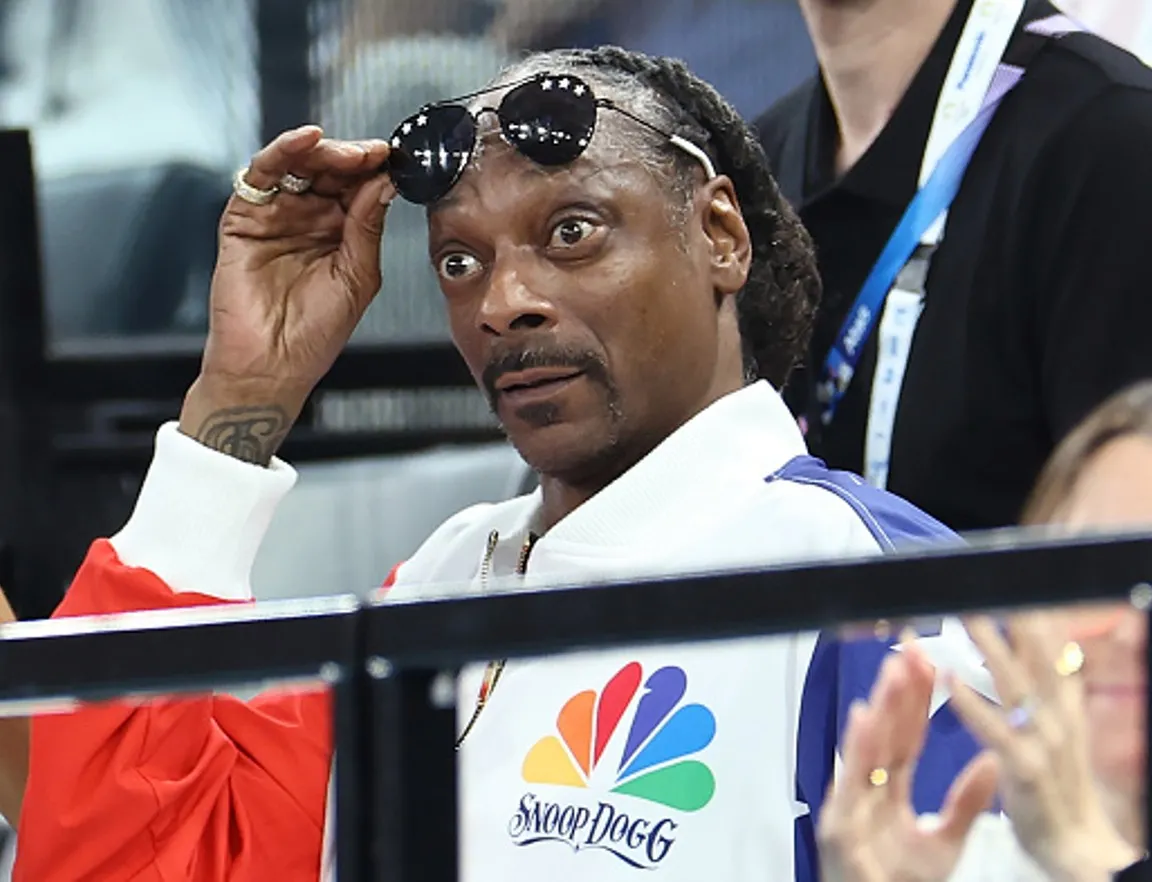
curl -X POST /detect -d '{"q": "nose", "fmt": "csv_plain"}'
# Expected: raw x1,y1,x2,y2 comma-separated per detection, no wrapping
477,251,558,336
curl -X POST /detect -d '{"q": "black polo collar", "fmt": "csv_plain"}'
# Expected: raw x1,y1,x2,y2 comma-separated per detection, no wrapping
799,0,1056,209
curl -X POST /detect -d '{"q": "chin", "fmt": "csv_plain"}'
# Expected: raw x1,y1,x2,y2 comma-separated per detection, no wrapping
1088,701,1147,794
507,419,622,484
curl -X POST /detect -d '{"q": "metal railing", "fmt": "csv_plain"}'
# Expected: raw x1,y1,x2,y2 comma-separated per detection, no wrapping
0,530,1148,880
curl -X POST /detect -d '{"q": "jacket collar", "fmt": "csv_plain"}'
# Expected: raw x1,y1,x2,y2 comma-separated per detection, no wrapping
492,381,807,558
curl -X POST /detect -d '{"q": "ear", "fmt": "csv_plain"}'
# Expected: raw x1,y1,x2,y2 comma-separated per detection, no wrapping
698,175,752,300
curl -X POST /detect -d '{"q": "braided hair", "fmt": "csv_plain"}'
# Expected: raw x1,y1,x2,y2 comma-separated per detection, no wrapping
496,46,821,388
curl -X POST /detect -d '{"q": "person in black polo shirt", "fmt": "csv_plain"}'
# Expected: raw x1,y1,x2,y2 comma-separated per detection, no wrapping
756,0,1152,532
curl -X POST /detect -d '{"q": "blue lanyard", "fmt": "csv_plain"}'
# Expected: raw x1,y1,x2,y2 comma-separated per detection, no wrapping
816,94,1008,425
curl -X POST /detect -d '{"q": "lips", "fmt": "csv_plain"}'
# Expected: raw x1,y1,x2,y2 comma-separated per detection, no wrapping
495,367,584,395
1087,684,1146,697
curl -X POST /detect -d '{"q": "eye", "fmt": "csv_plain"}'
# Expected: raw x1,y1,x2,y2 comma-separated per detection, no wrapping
437,252,483,281
549,218,597,248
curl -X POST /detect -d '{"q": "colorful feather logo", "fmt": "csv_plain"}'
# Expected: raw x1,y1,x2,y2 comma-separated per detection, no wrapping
521,663,716,812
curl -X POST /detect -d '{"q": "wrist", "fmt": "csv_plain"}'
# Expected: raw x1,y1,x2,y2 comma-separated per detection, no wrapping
1044,831,1142,882
179,374,310,466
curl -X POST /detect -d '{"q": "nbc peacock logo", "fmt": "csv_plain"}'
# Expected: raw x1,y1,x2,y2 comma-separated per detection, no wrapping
507,662,716,869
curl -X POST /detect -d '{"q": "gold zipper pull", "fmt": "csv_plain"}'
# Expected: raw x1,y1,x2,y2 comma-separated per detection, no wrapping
516,531,540,576
480,530,499,591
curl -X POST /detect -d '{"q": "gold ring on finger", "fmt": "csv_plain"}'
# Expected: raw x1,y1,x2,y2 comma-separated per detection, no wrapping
232,167,279,205
1054,641,1085,677
278,172,312,195
868,767,889,787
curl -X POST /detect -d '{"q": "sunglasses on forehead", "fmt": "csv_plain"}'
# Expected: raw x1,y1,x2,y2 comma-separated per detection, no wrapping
385,72,718,206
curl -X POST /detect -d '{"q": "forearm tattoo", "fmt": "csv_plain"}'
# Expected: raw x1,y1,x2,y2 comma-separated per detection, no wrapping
193,406,291,466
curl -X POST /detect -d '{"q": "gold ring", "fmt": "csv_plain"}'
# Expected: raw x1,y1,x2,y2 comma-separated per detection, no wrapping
1054,641,1085,677
232,167,279,205
868,767,889,787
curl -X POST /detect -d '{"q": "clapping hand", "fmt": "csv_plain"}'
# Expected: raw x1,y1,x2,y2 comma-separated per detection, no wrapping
948,614,1140,882
819,615,1143,882
817,644,1000,882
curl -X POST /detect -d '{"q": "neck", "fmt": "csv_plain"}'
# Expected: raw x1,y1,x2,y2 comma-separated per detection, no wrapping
535,373,746,532
537,468,621,534
799,0,959,174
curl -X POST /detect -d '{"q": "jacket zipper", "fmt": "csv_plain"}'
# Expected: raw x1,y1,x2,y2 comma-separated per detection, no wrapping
456,530,539,749
479,529,499,591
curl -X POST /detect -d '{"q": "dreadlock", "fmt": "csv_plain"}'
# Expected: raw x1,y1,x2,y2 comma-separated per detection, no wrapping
496,46,821,388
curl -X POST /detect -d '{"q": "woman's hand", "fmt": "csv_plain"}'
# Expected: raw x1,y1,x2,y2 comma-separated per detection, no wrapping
817,645,1000,882
948,614,1142,882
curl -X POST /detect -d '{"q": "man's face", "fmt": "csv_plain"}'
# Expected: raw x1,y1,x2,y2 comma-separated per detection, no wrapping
426,101,750,485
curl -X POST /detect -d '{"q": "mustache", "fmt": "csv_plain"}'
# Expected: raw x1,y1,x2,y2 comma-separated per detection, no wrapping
481,345,610,405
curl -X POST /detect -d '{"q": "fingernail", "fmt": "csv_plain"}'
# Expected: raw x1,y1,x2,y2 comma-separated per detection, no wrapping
379,179,397,205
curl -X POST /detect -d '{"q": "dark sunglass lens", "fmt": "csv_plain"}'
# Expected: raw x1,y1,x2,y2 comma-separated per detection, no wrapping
498,74,596,166
387,104,475,205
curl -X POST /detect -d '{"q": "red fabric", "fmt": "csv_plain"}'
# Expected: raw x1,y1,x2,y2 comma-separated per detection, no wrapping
376,562,403,598
15,540,333,882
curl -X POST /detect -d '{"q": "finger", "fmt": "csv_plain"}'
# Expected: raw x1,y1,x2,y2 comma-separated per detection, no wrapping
218,189,346,243
964,616,1034,708
947,675,1018,754
888,645,936,801
836,700,884,805
335,174,397,310
864,654,906,755
851,655,917,819
1011,612,1084,710
244,125,325,190
284,139,392,189
827,701,895,841
935,751,1000,845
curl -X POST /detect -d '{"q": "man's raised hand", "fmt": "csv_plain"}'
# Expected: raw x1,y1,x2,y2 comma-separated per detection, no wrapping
180,126,395,465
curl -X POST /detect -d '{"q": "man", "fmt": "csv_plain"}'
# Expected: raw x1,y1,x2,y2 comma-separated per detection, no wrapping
757,0,1152,531
18,48,1007,882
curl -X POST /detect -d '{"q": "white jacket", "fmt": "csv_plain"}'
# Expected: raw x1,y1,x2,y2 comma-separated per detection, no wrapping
112,381,1034,882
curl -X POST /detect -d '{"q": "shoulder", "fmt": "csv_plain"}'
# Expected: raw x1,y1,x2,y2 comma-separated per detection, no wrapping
1010,46,1152,245
765,456,960,552
708,457,957,574
1046,29,1152,91
1023,34,1152,163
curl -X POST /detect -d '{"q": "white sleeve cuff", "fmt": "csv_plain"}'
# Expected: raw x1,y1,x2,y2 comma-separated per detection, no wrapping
110,422,298,600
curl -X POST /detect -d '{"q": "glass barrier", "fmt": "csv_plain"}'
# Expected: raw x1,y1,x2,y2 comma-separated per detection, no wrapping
0,534,1146,880
366,529,1152,882
3,678,338,881
0,595,361,881
439,597,1146,882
